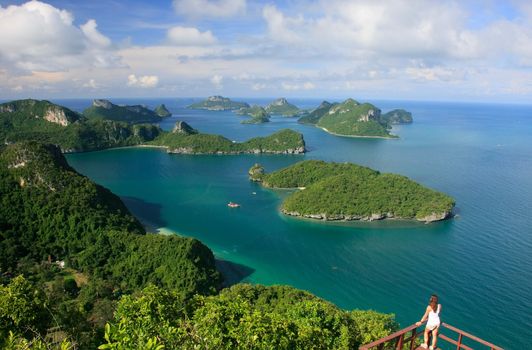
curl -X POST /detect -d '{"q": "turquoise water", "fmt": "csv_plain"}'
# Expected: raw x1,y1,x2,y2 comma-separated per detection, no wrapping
61,98,532,349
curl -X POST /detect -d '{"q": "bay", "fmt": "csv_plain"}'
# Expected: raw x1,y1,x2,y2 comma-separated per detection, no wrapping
61,98,532,349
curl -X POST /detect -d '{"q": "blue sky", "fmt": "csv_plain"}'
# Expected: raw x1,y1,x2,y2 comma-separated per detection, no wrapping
1,0,532,102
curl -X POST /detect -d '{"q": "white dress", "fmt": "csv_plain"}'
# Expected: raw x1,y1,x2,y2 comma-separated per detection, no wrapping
426,304,441,330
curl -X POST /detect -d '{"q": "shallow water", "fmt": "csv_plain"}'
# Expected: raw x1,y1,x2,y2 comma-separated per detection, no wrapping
62,98,532,349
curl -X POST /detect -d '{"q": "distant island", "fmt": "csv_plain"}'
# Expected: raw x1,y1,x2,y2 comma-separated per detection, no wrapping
83,99,169,123
237,105,271,124
0,99,305,154
265,98,300,117
298,99,413,138
154,103,172,117
250,160,454,223
188,95,250,111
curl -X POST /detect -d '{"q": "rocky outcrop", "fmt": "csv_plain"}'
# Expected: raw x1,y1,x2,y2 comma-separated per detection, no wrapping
0,99,80,126
92,99,113,109
248,163,265,181
172,121,197,135
281,210,451,223
155,104,172,117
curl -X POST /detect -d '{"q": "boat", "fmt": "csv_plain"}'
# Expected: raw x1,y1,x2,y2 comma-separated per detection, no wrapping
227,202,240,208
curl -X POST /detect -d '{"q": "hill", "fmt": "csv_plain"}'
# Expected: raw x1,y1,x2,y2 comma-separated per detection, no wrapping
252,160,455,222
83,99,163,123
188,96,250,110
265,98,300,116
154,103,172,117
298,101,336,124
381,109,413,124
316,99,393,137
237,105,271,124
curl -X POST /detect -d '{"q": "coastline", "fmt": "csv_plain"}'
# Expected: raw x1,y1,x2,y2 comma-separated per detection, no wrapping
317,126,398,139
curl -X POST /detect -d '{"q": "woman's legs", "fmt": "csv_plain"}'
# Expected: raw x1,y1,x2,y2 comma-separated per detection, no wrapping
431,327,439,349
423,328,430,347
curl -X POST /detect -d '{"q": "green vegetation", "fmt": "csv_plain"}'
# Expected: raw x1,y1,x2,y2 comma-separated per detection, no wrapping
255,160,455,222
237,105,271,124
298,101,336,124
0,99,162,152
83,99,162,123
381,109,413,124
154,104,172,117
0,142,221,348
151,127,305,154
317,99,392,137
0,142,398,349
0,99,305,154
299,99,413,138
188,96,250,110
265,98,300,116
100,283,399,350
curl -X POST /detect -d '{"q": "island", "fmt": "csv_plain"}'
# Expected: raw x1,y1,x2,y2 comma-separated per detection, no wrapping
297,101,337,124
250,160,455,223
0,99,306,154
298,99,413,138
188,95,250,110
154,103,172,117
265,97,300,116
83,99,165,123
380,109,413,124
236,105,271,124
150,122,305,154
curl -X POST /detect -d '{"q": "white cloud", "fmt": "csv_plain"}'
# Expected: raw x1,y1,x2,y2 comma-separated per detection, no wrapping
167,26,217,46
0,1,119,73
173,0,245,18
210,74,223,89
83,79,98,89
81,19,111,48
281,81,315,91
127,74,159,88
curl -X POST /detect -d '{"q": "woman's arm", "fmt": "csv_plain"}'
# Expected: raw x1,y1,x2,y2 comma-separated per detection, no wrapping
416,306,430,326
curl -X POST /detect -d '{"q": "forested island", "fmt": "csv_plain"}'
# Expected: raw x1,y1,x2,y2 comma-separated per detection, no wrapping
0,99,305,154
83,99,170,123
236,105,271,124
265,97,300,116
188,95,250,110
250,160,455,222
0,142,398,348
298,99,413,138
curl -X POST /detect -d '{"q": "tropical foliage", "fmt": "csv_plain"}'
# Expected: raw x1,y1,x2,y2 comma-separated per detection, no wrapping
257,160,455,221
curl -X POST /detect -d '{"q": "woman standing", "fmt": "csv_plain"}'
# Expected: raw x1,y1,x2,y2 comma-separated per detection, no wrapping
416,294,442,350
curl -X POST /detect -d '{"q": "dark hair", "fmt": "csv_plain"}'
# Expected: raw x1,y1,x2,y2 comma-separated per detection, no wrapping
429,294,439,310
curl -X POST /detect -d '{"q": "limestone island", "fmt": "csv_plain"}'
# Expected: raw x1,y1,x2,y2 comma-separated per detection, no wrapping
265,98,300,117
188,96,250,111
154,103,172,118
150,121,305,154
298,99,413,138
250,160,455,223
236,105,271,124
0,99,305,154
83,99,168,123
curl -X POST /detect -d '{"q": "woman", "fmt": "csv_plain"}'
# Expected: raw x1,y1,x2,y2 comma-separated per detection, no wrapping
416,294,441,350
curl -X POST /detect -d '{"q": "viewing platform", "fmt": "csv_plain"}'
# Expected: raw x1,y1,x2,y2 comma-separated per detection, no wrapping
360,322,503,350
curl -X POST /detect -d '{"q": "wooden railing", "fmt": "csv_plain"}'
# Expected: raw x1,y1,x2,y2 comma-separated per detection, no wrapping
359,322,504,350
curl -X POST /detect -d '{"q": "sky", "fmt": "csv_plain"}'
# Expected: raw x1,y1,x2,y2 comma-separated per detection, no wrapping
1,0,532,102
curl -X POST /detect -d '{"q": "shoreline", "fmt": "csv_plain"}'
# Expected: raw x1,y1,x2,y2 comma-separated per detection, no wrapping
317,126,398,139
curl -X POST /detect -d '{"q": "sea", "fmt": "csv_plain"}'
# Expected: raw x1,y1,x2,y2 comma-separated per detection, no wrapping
55,97,531,349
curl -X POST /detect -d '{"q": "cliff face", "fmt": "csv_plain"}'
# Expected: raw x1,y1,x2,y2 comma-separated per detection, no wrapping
0,99,81,126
